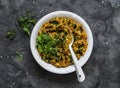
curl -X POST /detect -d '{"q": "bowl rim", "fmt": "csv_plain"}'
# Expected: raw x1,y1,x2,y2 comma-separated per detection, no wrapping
30,11,93,74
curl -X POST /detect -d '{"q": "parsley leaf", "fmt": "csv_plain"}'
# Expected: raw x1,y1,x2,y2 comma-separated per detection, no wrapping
17,12,36,36
36,34,58,55
6,30,15,40
16,51,23,61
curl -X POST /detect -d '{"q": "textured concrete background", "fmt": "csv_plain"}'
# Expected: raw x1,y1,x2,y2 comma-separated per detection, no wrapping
0,0,120,88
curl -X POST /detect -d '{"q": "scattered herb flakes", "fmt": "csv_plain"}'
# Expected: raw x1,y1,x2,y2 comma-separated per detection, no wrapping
6,30,16,40
50,20,59,24
17,12,36,36
16,51,23,61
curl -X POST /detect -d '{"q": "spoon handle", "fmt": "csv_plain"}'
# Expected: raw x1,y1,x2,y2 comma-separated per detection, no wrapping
76,66,85,82
69,45,85,82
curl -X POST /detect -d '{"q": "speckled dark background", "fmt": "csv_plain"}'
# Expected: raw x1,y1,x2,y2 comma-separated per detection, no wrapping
0,0,120,88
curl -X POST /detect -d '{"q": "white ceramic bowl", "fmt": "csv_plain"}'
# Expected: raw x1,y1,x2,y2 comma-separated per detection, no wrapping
30,11,93,74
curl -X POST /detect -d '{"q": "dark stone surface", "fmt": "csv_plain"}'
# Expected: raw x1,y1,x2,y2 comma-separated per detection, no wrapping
0,0,120,88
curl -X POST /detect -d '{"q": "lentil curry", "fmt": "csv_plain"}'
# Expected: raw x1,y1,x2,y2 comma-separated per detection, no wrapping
36,17,88,68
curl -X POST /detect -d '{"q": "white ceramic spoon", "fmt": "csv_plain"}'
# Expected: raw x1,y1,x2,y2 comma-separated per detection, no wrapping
69,32,85,82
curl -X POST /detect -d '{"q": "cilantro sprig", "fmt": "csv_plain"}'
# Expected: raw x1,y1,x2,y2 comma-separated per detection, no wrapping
6,30,16,40
17,12,36,36
36,34,58,55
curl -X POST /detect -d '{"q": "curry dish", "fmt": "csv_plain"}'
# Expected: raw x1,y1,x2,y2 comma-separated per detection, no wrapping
36,17,88,68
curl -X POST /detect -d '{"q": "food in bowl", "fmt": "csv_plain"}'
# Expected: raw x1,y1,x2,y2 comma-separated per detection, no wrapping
36,17,88,68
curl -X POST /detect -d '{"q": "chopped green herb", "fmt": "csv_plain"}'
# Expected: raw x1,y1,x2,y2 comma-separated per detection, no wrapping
36,34,58,55
6,30,15,40
17,12,36,36
16,51,23,61
50,20,59,24
77,44,84,55
72,24,77,29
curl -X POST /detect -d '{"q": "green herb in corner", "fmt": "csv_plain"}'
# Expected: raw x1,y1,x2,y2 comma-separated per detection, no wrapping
17,12,36,36
16,51,23,61
6,30,15,40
